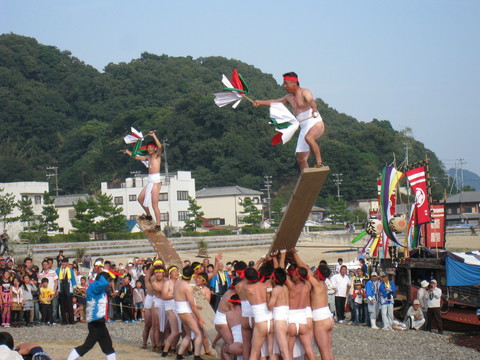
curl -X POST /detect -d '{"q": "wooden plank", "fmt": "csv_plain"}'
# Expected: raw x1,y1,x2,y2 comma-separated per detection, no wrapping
136,217,217,344
269,166,330,253
136,217,183,269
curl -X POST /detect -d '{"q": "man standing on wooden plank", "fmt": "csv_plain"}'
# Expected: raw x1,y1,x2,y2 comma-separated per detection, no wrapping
254,72,325,169
121,131,163,232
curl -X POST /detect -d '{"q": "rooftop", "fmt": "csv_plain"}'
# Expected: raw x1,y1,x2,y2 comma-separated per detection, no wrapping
196,186,263,198
446,191,480,204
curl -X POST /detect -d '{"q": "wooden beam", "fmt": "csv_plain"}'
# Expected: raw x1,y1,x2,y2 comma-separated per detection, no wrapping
136,217,217,345
269,166,330,253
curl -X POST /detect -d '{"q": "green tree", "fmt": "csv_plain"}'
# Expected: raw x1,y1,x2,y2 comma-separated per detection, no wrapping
327,195,349,224
240,197,262,227
39,192,59,232
70,197,97,234
71,193,126,238
270,197,285,227
348,208,368,224
16,197,36,230
95,193,127,235
0,189,16,229
184,196,204,232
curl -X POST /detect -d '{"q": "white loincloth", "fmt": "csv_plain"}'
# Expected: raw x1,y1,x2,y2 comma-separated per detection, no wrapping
231,324,243,343
312,306,333,321
214,310,228,325
175,300,192,314
153,296,167,332
241,300,254,318
143,173,161,207
144,294,154,310
252,303,273,323
289,308,308,336
295,109,323,153
273,305,289,322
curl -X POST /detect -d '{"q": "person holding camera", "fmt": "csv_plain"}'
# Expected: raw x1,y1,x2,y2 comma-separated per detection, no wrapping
67,259,117,360
425,279,443,334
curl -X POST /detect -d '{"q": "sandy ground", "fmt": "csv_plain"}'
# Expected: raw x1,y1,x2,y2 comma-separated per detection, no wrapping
11,233,478,360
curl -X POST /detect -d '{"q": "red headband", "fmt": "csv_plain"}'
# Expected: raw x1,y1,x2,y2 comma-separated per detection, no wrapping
236,269,245,279
296,268,309,281
228,299,241,304
316,268,326,281
283,76,298,82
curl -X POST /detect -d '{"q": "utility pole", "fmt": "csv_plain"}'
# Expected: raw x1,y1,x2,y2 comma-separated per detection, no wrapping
404,142,410,167
162,139,169,176
262,176,273,222
333,173,343,200
46,166,61,196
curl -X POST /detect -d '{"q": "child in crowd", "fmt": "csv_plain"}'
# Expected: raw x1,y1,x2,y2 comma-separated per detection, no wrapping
133,280,145,321
72,296,84,322
39,278,54,325
1,270,13,327
74,276,88,321
21,274,37,327
11,277,24,327
353,282,366,324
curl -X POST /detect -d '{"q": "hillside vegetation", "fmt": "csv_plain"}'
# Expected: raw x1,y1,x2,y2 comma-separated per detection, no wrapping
0,34,448,204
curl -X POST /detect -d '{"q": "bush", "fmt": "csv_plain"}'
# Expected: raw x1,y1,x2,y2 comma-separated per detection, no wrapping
46,233,90,243
241,226,275,234
19,232,48,244
105,232,146,240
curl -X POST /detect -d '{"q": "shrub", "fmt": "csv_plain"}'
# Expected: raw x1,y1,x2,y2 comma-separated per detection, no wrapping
105,232,146,240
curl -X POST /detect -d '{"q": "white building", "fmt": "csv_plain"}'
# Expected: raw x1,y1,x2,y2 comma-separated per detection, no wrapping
0,181,49,241
101,171,195,232
195,186,263,227
53,194,89,234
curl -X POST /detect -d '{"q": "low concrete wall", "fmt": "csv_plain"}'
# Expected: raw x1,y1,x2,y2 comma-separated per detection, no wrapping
299,231,359,246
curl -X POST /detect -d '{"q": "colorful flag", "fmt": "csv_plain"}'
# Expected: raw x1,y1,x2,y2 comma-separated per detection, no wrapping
214,69,250,109
269,102,300,145
123,127,149,168
405,166,431,225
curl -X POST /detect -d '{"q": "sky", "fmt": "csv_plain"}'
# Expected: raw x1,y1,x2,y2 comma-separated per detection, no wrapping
2,0,479,176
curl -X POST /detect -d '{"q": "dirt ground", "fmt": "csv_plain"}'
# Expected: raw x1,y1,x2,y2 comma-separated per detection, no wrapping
15,233,478,360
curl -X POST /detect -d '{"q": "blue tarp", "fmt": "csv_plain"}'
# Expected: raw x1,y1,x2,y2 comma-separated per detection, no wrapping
446,256,480,286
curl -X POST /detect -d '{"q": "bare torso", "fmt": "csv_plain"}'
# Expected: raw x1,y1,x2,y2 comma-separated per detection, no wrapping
161,278,175,300
148,154,161,174
284,88,314,115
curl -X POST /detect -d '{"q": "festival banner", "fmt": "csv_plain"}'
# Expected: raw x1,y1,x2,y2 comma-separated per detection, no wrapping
405,166,431,225
422,204,445,248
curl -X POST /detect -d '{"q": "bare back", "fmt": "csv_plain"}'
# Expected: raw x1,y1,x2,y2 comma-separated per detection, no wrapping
287,280,311,309
310,279,328,309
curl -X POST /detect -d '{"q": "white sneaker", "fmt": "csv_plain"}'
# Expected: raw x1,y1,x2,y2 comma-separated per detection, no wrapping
371,324,379,329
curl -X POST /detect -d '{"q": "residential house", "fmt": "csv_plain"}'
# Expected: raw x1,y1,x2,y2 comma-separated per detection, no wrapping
101,171,195,232
445,191,480,226
196,186,263,227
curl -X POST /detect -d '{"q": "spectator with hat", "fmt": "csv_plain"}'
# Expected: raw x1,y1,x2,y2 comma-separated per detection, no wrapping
379,273,396,330
405,299,425,330
417,280,429,321
426,279,443,334
365,271,381,328
55,257,76,325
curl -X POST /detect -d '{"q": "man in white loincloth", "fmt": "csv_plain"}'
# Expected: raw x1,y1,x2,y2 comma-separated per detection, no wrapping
121,131,162,232
254,72,325,169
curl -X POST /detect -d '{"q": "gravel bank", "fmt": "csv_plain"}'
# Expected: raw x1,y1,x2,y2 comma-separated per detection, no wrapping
4,320,479,360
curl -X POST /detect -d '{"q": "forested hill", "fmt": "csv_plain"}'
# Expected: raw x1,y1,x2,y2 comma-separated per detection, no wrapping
0,33,447,202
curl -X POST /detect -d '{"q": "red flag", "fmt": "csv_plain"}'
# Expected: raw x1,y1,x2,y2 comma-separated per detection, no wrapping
405,166,431,225
230,69,244,93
